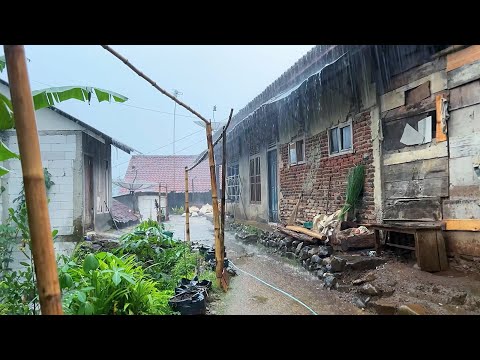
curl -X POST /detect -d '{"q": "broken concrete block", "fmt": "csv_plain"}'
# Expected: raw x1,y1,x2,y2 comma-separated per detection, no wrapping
352,272,377,285
360,283,381,296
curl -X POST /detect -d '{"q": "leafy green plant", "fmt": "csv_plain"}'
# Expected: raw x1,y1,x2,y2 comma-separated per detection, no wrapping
0,264,39,315
338,165,365,221
117,220,175,266
171,206,185,215
59,252,174,315
0,224,17,271
0,169,58,314
243,224,263,237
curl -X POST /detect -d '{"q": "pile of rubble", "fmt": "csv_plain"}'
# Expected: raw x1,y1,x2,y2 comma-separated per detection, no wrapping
230,222,480,314
231,222,384,293
181,204,214,217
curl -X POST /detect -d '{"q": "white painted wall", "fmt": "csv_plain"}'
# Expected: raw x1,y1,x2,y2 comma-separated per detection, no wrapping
2,133,77,235
137,195,163,221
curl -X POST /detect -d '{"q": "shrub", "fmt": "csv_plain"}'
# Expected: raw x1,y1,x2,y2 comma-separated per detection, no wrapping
59,252,174,315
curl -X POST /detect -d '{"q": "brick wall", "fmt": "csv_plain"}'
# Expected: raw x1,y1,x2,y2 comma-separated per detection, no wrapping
279,110,375,223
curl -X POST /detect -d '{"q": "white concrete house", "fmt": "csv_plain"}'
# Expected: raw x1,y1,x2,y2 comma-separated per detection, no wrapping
0,79,136,241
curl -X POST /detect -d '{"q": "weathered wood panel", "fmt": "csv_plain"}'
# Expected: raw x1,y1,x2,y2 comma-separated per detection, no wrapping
381,72,447,113
435,95,447,142
382,92,448,123
449,134,480,158
383,141,448,166
446,45,480,72
443,199,480,219
449,105,480,137
444,219,480,231
449,185,480,200
380,90,405,112
384,178,448,199
383,158,448,183
405,81,431,105
447,60,480,89
449,80,480,110
382,113,434,152
384,198,442,221
449,157,479,187
436,231,449,271
416,230,441,272
386,57,446,93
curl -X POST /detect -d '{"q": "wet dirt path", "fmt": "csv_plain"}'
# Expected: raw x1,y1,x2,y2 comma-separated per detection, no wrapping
163,215,361,315
214,232,363,315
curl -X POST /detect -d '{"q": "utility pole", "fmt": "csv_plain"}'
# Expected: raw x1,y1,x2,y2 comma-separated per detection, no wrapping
213,105,216,122
172,89,182,196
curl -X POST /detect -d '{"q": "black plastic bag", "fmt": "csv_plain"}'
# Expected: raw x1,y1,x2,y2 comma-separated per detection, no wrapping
168,291,206,315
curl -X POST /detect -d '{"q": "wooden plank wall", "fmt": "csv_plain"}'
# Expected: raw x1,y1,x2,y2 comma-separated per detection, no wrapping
443,48,480,229
380,55,449,222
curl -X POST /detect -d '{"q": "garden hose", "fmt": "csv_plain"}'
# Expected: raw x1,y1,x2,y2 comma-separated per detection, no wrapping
227,259,318,315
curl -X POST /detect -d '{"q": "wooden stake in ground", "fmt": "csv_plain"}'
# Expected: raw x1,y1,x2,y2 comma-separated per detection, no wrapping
219,125,229,290
157,183,162,227
4,45,63,315
220,126,227,251
184,167,190,243
206,122,223,286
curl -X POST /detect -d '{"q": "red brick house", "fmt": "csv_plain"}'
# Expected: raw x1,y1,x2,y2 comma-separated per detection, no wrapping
215,45,480,258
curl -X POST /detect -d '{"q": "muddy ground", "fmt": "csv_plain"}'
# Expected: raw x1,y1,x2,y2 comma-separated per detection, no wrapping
335,252,480,314
101,216,480,315
227,220,480,315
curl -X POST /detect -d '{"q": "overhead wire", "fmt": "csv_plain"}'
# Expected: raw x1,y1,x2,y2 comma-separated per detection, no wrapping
26,79,209,169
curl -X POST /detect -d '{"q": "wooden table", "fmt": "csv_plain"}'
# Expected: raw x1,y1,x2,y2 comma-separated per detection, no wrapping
366,222,448,272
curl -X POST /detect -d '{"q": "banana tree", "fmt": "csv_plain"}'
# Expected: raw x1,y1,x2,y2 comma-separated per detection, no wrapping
0,55,128,176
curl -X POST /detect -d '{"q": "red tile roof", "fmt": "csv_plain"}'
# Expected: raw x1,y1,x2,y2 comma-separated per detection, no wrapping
120,155,212,194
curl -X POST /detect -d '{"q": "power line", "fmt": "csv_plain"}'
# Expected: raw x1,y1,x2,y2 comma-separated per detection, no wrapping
175,137,207,154
29,79,199,119
112,128,204,168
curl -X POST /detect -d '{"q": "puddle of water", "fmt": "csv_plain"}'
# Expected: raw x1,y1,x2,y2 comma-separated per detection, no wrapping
251,295,268,304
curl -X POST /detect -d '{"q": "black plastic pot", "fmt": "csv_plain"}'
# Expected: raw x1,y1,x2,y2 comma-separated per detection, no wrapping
168,291,206,315
175,276,212,297
204,248,227,261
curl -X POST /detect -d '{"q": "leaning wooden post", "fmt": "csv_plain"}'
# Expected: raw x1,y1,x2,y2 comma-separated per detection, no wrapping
220,126,227,258
184,167,190,243
4,45,63,315
158,183,162,226
206,121,222,286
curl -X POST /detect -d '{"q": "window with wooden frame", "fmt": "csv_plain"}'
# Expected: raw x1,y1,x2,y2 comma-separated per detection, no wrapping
329,120,353,156
227,163,240,202
289,138,305,165
249,156,261,203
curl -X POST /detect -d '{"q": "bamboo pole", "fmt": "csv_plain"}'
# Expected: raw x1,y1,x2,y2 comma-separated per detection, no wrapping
206,122,222,285
102,45,209,125
220,126,227,255
158,183,162,227
187,109,235,172
184,167,190,243
4,45,63,315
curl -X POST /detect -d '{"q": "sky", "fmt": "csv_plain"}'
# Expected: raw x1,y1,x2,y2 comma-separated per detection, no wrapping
0,45,314,179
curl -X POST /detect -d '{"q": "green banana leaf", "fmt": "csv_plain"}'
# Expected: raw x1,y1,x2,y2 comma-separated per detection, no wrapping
32,86,128,110
0,86,128,131
0,92,14,130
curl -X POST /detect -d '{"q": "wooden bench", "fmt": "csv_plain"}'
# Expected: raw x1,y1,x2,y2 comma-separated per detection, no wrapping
366,222,448,272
